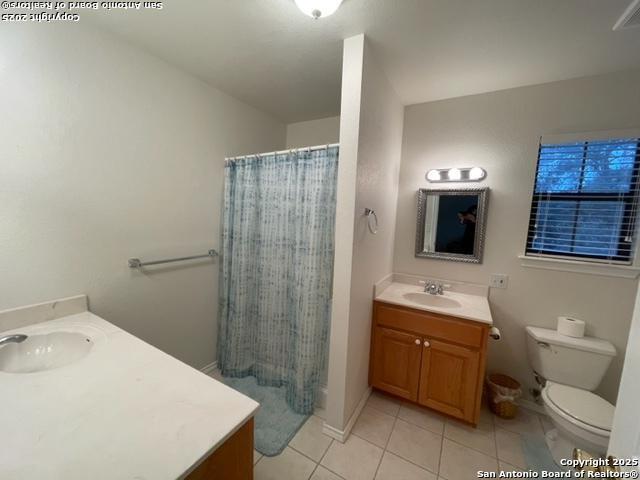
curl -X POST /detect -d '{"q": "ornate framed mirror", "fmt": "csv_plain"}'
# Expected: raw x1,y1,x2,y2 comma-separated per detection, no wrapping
415,188,489,263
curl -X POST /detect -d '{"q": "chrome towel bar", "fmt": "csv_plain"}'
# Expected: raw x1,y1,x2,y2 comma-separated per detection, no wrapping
128,249,218,269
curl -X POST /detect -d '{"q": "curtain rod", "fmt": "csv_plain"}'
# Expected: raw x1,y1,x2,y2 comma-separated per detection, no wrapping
225,143,339,161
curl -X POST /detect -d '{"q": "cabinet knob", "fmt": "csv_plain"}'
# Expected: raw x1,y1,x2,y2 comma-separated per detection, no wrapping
424,340,431,348
414,339,421,345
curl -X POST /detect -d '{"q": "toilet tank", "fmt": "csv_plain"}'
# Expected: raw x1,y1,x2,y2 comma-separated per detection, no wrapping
526,326,616,390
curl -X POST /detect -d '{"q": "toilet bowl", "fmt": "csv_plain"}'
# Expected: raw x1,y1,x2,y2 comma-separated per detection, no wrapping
525,326,617,466
541,382,614,465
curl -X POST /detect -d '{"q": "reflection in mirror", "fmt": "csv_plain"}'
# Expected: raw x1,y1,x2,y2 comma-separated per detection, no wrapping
416,188,489,263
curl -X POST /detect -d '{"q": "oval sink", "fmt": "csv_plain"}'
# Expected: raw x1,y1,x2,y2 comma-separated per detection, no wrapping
0,332,93,373
402,292,462,309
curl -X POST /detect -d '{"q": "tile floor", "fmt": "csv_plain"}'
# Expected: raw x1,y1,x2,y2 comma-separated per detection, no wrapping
251,390,550,480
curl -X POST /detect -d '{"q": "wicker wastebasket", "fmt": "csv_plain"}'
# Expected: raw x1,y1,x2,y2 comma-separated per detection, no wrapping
486,374,522,419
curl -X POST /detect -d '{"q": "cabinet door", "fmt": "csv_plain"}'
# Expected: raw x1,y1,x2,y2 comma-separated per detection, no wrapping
370,327,422,401
418,339,480,422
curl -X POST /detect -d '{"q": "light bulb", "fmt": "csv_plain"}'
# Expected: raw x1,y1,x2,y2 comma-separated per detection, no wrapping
426,170,441,182
294,0,344,18
448,168,461,181
469,167,485,181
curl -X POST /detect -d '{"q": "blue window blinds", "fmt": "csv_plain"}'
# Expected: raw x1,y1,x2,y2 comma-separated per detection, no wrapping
526,137,640,264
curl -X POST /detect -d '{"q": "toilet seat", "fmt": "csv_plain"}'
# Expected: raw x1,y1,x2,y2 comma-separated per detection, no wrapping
542,382,614,435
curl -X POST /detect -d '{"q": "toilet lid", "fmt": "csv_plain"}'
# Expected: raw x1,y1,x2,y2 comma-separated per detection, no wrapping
546,383,614,432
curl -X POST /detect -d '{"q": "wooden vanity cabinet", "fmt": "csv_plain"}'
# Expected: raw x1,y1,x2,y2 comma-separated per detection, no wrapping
369,301,489,425
186,417,254,480
371,327,422,401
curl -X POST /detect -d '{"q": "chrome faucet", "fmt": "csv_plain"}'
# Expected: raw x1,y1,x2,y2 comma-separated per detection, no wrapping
0,334,28,347
423,282,444,295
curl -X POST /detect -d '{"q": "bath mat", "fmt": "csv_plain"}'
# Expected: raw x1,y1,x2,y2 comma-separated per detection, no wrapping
222,375,309,457
521,433,567,474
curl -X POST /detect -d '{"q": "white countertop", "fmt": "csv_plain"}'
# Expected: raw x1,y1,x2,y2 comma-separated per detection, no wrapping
375,276,493,325
0,300,259,480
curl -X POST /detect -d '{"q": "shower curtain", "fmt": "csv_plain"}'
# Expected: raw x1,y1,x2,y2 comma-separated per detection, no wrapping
217,146,338,414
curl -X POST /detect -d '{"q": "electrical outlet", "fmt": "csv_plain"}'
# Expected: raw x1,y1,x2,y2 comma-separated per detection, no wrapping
490,274,509,289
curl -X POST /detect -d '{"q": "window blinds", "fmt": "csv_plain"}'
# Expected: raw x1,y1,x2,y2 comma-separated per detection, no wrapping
526,137,640,264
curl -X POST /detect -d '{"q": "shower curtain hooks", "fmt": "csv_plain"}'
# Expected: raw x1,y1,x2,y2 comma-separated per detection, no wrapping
364,208,378,235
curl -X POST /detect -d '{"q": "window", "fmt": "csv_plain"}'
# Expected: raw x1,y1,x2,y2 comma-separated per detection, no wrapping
526,137,640,264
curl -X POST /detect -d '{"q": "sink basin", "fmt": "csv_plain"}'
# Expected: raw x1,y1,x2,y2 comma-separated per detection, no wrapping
0,332,93,373
402,292,462,309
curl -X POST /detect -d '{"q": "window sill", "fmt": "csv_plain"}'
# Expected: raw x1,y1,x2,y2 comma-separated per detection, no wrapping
518,255,640,279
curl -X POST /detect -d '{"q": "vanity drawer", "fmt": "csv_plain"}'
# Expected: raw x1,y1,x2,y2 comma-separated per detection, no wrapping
374,301,485,348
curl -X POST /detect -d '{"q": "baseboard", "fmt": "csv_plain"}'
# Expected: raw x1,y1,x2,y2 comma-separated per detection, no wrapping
322,387,371,443
200,360,218,375
322,422,347,442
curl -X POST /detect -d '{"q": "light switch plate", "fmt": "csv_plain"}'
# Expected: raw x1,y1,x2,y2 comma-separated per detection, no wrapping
490,274,509,289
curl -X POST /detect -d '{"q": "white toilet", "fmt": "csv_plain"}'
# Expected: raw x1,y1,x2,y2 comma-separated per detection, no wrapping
526,326,617,465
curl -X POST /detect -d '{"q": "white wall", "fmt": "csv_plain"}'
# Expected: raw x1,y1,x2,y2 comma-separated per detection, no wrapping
326,35,404,433
394,70,640,403
344,39,404,423
326,35,364,433
0,24,285,370
286,117,340,149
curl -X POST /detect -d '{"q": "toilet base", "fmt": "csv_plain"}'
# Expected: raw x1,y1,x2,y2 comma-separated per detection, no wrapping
545,427,608,468
545,428,575,467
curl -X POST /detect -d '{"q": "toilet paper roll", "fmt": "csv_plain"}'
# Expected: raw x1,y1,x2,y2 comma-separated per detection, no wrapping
489,326,501,340
557,316,585,338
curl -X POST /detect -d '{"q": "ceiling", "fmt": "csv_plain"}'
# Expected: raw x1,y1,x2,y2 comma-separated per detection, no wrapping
88,0,640,123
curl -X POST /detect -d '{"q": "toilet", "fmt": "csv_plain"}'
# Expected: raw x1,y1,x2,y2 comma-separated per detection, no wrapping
526,326,617,465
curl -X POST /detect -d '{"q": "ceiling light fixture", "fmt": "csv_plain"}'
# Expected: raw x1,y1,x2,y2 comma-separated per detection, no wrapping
294,0,344,19
426,167,487,183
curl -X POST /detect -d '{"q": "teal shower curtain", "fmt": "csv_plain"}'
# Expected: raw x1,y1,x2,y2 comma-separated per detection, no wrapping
217,146,338,414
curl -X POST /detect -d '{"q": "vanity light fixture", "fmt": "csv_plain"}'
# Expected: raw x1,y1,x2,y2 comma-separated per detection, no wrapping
426,169,442,182
425,167,487,183
448,168,462,181
294,0,344,19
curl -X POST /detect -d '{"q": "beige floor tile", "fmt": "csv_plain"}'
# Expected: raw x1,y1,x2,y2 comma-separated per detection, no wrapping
493,408,544,436
311,465,345,480
290,415,334,462
353,406,396,448
254,449,263,465
444,417,496,457
321,434,384,480
386,419,442,473
366,391,402,416
439,439,498,480
495,428,527,469
540,415,554,434
255,447,317,480
375,451,437,480
397,403,445,435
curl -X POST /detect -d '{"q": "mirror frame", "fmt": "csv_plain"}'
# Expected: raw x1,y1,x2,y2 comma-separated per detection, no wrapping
415,187,489,264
